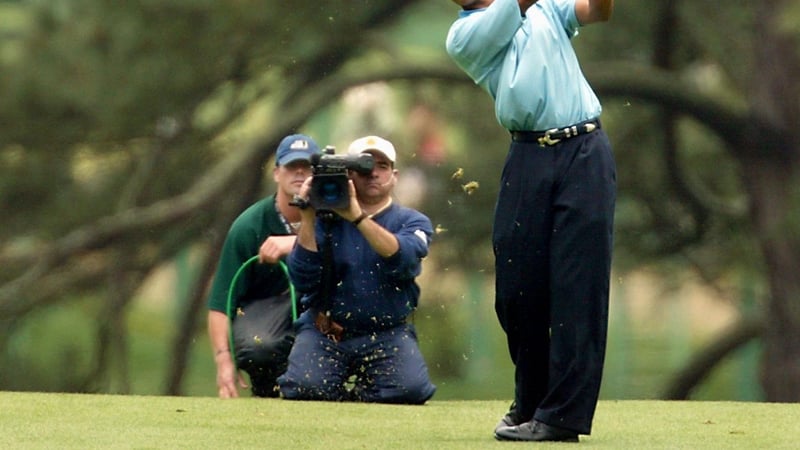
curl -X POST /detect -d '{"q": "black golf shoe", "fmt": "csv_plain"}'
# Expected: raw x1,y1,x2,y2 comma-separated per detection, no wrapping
494,419,579,442
494,401,525,433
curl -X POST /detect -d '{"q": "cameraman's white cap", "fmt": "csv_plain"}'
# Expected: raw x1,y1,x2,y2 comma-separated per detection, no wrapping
347,135,396,164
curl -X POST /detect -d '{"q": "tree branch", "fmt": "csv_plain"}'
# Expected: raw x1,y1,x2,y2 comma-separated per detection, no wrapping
0,60,763,311
661,315,765,400
587,62,750,138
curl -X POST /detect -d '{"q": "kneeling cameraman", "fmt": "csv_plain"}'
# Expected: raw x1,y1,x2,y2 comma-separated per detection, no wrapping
278,135,436,404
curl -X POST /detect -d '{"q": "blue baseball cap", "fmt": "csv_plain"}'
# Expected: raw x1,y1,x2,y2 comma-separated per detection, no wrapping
275,134,321,166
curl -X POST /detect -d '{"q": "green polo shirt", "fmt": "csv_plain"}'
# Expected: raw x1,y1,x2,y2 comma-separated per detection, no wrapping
207,194,292,314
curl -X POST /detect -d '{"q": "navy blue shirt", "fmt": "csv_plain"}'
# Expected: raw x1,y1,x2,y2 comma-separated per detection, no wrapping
288,203,433,335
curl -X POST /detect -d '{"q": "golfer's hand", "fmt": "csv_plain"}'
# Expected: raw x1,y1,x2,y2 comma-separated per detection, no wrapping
215,353,248,398
259,235,297,264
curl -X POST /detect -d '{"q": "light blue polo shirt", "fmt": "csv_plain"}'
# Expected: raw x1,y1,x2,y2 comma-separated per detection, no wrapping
446,0,602,131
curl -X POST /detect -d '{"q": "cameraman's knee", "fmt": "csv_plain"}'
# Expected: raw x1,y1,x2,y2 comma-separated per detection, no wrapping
376,379,436,405
278,374,346,401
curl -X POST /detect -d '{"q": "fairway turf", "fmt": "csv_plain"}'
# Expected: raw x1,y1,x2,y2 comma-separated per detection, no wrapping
1,392,798,449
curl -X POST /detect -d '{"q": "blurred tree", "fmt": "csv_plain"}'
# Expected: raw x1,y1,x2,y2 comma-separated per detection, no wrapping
579,0,800,400
0,0,431,393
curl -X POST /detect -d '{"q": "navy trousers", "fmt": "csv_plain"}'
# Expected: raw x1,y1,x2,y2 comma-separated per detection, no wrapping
493,128,616,435
278,312,436,404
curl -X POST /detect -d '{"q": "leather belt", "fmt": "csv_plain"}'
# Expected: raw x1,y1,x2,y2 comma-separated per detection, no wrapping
314,310,407,343
511,119,600,147
314,311,344,343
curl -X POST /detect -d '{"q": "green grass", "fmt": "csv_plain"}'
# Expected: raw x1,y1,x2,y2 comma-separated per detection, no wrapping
1,392,798,449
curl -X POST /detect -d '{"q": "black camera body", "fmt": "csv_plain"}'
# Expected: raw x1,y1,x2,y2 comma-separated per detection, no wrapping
308,146,374,211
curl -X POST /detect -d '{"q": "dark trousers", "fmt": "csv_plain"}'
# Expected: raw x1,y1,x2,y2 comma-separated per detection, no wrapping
232,294,295,397
493,129,616,435
278,313,436,404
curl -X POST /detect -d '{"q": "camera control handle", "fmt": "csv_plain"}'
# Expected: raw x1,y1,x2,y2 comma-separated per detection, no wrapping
289,194,310,210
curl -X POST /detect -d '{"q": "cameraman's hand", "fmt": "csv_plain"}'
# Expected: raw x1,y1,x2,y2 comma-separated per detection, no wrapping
334,179,362,222
294,177,316,218
295,177,318,252
297,176,312,201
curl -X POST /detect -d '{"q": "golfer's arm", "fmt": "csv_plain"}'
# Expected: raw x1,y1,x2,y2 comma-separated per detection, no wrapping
575,0,614,25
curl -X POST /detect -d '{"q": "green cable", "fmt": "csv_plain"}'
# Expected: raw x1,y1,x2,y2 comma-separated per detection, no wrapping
225,256,297,367
279,261,299,321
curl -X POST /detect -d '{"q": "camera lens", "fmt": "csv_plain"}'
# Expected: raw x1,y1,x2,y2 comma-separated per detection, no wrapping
319,180,343,203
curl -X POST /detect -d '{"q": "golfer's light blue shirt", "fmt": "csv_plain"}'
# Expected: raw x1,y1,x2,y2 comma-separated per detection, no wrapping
446,0,602,131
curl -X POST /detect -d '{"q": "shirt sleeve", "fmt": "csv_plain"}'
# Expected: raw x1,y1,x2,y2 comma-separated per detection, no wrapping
286,243,322,293
206,215,260,313
380,210,433,281
546,0,581,36
445,0,524,88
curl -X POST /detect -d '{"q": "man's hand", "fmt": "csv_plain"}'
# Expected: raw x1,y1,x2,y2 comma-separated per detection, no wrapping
333,179,362,223
215,351,248,398
575,0,613,24
293,177,317,216
259,235,297,264
295,177,319,252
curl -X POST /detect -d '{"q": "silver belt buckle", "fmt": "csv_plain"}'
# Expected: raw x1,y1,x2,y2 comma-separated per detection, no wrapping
538,128,561,147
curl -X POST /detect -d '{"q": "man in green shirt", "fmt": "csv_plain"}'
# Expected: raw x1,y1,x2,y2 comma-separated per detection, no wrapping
207,134,321,398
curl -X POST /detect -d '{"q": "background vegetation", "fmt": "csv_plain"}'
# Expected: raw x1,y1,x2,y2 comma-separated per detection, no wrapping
2,0,799,401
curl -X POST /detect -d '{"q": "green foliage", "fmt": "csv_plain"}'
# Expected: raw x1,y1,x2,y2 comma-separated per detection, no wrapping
0,283,764,402
1,299,95,391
